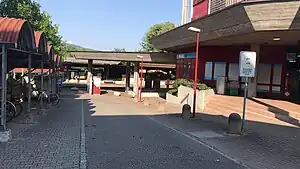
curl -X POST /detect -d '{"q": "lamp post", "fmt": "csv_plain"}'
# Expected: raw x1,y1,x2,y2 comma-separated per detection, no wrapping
188,26,201,118
137,55,144,102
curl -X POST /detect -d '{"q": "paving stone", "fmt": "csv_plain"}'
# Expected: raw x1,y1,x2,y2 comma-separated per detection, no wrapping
151,112,300,169
0,93,82,169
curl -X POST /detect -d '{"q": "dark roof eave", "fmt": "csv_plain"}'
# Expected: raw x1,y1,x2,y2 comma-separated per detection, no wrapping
150,0,275,49
150,0,262,43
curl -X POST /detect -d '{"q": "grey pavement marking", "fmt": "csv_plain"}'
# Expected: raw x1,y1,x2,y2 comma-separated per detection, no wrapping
80,100,87,169
146,116,251,169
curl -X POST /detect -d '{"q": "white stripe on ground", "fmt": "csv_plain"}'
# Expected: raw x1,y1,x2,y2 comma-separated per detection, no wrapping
146,116,251,169
80,100,87,169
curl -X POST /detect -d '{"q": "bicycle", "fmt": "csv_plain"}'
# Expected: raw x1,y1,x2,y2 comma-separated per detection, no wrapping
7,93,23,118
9,97,23,118
49,92,60,106
5,100,17,122
38,90,60,107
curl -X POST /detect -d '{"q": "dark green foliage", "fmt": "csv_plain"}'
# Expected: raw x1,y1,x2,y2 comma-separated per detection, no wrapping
0,0,66,58
168,78,211,96
167,88,178,96
140,21,176,52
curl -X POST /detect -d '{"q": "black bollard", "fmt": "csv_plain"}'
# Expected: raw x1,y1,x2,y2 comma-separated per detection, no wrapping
228,113,242,134
182,104,191,120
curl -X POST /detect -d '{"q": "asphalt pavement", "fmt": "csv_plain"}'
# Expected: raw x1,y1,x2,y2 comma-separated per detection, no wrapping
84,95,246,169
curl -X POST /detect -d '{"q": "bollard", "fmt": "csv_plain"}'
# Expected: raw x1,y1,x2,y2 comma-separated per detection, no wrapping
182,104,191,120
228,113,242,134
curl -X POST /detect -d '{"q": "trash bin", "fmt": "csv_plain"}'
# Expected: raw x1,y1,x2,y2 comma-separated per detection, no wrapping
227,80,239,96
229,88,239,96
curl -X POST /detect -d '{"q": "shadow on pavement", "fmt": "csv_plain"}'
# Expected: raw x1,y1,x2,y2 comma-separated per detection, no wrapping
83,94,300,169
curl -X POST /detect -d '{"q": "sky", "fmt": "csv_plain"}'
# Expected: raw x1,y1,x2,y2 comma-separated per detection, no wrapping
38,0,184,51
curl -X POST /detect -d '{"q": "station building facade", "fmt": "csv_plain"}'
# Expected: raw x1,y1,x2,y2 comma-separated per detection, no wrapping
151,0,300,101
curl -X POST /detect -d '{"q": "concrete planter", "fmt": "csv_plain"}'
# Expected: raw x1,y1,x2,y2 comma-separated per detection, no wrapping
166,93,181,104
166,85,215,111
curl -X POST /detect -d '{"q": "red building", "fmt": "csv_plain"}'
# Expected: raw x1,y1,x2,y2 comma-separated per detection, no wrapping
151,0,300,102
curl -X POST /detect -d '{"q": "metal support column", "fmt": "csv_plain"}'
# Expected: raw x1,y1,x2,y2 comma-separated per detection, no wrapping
0,44,7,131
241,77,248,133
125,61,131,92
50,63,53,94
133,62,139,96
87,59,93,92
27,54,32,114
40,55,44,112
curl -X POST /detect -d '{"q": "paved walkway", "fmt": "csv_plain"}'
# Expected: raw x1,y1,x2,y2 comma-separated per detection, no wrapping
0,93,82,169
1,89,299,169
83,94,245,169
0,90,246,169
144,97,300,169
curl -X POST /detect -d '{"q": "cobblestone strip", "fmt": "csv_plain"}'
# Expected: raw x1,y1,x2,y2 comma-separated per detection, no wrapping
80,100,87,169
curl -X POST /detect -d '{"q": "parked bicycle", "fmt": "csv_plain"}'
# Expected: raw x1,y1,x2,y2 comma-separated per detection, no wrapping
7,93,23,118
38,90,60,107
5,100,17,122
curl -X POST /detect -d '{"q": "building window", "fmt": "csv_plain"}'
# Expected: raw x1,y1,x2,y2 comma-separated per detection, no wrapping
228,63,239,81
204,62,213,80
183,61,192,78
213,62,226,80
205,62,226,80
257,64,272,84
256,63,282,94
272,64,282,85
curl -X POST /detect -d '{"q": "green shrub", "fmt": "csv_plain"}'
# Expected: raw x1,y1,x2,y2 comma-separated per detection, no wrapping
169,78,210,95
172,78,193,89
167,88,178,96
197,83,211,90
173,78,210,90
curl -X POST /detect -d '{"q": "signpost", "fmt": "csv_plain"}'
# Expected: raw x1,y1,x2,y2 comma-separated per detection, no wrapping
239,51,257,133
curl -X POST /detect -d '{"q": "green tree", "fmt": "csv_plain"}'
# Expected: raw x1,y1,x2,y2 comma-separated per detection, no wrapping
140,21,175,52
0,0,66,57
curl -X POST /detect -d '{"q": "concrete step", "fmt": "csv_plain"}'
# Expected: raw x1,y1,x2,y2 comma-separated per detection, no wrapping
252,98,300,118
205,95,300,126
209,95,300,119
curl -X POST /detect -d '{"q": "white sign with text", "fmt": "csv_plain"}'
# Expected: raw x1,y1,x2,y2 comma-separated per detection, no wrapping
239,51,257,77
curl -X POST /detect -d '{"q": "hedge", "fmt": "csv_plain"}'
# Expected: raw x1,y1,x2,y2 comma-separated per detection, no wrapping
168,78,210,95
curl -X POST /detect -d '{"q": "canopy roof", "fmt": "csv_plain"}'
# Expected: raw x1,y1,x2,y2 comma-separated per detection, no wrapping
151,0,300,51
70,51,176,64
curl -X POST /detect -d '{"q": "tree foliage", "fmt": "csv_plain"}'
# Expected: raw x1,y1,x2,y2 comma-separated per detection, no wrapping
0,0,66,57
140,21,175,52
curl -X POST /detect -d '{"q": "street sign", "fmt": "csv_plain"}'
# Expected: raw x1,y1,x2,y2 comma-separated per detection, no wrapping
239,51,257,133
239,51,257,77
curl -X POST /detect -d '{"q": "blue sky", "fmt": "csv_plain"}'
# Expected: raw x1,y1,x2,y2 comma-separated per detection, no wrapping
39,0,183,51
